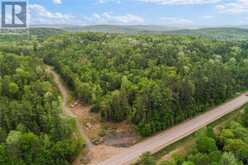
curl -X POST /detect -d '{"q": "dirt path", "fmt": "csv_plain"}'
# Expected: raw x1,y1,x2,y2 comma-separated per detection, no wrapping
99,93,248,165
47,66,125,165
46,66,93,148
47,66,248,165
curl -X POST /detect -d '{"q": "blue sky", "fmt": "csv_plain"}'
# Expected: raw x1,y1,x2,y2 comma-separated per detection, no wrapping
23,0,248,26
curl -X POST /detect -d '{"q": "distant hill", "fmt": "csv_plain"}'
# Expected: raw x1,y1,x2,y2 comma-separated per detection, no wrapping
1,25,248,42
0,28,65,43
29,27,65,39
167,27,248,41
62,25,248,41
64,25,183,33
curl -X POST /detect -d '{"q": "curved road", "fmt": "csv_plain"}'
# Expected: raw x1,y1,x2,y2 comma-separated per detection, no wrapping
46,66,93,148
99,94,248,165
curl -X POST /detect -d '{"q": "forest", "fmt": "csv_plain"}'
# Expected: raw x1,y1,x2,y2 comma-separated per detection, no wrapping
0,53,83,164
2,30,248,164
39,32,248,136
140,106,248,165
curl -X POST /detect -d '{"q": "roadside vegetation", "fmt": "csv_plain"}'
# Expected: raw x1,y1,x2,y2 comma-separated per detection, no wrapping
139,105,248,165
40,32,248,136
2,29,248,164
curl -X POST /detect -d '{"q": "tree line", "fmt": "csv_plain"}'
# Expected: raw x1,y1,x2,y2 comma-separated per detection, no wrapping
0,53,84,165
140,106,248,165
40,33,248,136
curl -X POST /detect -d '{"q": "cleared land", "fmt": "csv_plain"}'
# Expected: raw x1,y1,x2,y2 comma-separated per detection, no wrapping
47,67,132,165
99,93,248,165
47,65,248,165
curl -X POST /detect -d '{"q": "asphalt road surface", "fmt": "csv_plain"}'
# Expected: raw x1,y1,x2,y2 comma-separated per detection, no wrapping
99,93,248,165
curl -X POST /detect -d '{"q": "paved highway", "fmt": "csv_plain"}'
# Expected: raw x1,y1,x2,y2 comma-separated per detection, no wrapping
99,94,248,165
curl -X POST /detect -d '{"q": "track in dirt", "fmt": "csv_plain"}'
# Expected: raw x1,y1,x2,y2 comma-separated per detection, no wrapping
47,66,128,165
47,66,248,165
46,66,93,148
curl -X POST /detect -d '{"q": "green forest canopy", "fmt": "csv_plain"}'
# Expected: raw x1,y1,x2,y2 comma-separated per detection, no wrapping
0,53,83,165
141,106,248,165
1,29,248,164
40,32,248,136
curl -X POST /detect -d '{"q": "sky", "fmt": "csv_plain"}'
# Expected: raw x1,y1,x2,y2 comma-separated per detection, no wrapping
5,0,248,27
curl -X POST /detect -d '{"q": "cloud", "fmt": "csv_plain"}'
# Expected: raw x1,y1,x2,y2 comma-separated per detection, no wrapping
96,0,221,5
216,0,248,14
98,0,121,4
160,17,193,26
84,12,144,25
29,4,144,25
137,0,222,5
203,15,214,19
29,4,82,25
52,0,62,5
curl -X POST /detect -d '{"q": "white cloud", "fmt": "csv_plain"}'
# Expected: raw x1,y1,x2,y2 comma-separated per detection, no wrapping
137,0,222,5
84,12,144,25
203,15,214,19
160,17,193,26
216,0,248,14
29,4,144,25
29,4,82,25
98,0,121,4
53,0,62,5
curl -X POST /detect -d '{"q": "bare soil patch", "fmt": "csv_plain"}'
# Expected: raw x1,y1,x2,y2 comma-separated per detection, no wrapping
48,67,139,164
103,122,140,147
72,103,140,146
87,145,126,165
72,102,140,164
